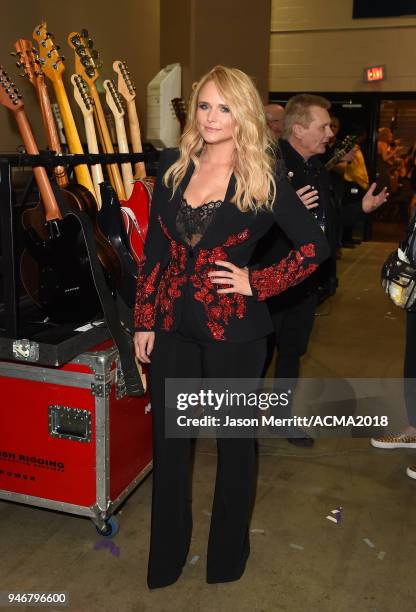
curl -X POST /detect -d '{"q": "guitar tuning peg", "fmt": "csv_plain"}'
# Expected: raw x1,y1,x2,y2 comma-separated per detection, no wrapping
81,28,89,38
60,55,66,62
15,62,22,69
10,51,17,57
56,45,61,50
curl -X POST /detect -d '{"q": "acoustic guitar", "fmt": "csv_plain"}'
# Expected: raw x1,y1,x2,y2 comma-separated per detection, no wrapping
0,66,101,323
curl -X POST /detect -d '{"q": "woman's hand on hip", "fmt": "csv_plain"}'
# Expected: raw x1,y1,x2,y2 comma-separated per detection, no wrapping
208,260,253,295
134,331,155,364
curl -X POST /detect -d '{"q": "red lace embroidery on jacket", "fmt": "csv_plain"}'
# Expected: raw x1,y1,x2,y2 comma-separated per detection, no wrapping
190,230,251,341
250,243,318,301
157,239,187,331
135,224,251,338
134,258,161,329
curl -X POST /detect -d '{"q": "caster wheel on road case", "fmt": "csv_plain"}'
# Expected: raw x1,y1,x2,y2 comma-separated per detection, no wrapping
95,515,119,538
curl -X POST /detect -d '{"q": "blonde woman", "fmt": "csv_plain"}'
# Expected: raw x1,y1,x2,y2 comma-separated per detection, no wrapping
134,66,330,588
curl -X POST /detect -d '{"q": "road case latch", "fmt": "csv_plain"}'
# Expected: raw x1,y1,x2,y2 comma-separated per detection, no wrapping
12,338,39,362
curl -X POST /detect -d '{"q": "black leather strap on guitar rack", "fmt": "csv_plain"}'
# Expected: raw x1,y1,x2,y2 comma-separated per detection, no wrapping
51,182,144,397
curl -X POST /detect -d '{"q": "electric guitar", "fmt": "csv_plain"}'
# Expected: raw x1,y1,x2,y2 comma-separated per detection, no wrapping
51,102,67,149
103,79,134,199
112,60,152,262
113,60,146,179
171,97,187,134
72,74,137,309
67,29,126,201
71,73,104,206
14,38,121,290
0,66,101,323
325,135,358,171
33,22,96,200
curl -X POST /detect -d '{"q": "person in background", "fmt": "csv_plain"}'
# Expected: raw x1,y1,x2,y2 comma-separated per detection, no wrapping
255,94,389,447
343,126,371,241
371,309,416,481
377,127,395,191
264,103,285,141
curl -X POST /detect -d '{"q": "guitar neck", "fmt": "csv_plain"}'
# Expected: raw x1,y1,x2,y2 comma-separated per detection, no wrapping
126,99,146,179
35,77,68,188
51,77,96,198
89,83,126,200
113,114,134,199
14,108,61,221
82,113,104,207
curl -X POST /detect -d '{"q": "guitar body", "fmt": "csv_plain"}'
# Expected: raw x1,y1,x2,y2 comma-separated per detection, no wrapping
21,184,122,291
21,215,101,323
63,184,122,289
98,182,138,308
120,179,152,262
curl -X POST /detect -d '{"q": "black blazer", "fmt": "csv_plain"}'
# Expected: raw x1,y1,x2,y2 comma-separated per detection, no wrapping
134,148,330,342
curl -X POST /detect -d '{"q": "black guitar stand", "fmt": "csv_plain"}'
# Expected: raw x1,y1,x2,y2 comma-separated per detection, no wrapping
0,150,157,394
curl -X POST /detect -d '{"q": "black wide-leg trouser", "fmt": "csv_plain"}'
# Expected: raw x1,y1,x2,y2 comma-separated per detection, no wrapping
147,327,266,588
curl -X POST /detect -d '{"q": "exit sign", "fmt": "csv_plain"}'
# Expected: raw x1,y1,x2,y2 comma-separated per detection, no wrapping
364,65,386,82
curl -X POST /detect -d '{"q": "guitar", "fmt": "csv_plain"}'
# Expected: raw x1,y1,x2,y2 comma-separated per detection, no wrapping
112,60,152,262
0,66,101,323
171,97,187,134
51,102,67,149
67,29,126,201
14,38,121,290
103,79,134,199
72,74,137,309
33,22,96,200
71,73,104,207
13,39,67,188
325,135,358,171
112,60,146,179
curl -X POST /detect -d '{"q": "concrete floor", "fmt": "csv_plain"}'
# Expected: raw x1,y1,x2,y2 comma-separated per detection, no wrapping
1,232,416,612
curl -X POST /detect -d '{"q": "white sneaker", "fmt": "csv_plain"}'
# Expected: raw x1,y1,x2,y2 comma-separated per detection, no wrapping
370,433,416,449
406,465,416,480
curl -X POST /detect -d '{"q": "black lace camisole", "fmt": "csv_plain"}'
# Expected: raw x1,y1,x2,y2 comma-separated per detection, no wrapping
176,197,223,247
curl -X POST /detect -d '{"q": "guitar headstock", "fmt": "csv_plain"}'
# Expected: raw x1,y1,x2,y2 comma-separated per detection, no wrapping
0,66,23,111
51,102,63,125
71,73,94,118
113,60,136,103
171,97,187,133
103,79,124,119
33,22,65,83
13,39,44,87
68,29,102,85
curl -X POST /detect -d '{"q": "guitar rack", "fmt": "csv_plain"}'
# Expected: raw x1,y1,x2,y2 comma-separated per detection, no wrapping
0,149,158,367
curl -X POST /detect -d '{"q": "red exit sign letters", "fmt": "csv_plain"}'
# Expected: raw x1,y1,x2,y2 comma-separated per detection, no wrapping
364,65,386,82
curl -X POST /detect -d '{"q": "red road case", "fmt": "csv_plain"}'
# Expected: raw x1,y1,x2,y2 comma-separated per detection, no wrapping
0,340,152,535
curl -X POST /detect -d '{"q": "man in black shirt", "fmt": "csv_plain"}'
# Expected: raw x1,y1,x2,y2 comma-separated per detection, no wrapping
257,94,388,446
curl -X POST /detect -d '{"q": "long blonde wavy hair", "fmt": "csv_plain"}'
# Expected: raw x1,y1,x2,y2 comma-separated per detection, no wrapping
163,65,276,212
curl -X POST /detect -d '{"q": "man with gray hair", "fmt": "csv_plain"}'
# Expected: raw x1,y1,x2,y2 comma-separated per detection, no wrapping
256,94,388,446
